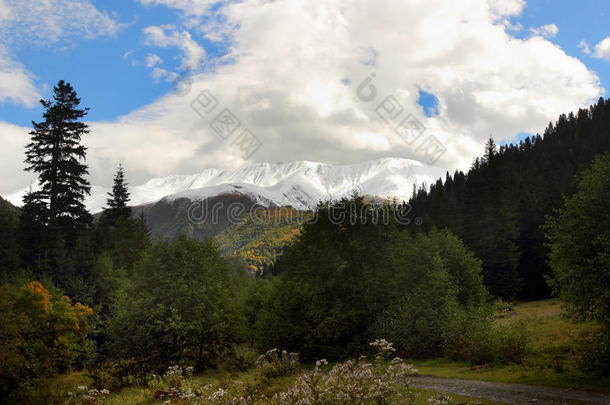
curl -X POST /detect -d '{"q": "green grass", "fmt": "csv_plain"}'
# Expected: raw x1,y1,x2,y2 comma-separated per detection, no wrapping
104,387,150,405
409,299,610,393
48,367,503,404
97,368,300,405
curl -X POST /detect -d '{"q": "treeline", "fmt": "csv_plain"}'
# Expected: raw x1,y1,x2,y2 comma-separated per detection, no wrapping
409,97,610,300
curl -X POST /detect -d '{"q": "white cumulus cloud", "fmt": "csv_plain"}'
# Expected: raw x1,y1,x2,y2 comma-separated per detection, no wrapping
530,24,558,38
138,0,222,16
0,46,41,107
146,53,163,67
143,25,206,71
593,37,610,61
579,39,591,55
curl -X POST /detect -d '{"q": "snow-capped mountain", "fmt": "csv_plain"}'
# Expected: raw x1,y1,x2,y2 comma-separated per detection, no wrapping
5,158,442,213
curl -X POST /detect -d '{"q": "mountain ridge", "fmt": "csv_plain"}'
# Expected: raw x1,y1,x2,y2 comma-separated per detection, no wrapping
5,157,442,213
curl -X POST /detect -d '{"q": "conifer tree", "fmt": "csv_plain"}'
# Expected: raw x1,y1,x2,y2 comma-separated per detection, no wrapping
483,137,497,163
19,81,91,277
105,164,132,221
23,80,91,231
96,164,148,269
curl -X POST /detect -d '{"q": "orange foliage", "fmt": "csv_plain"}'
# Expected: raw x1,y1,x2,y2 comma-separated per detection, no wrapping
25,281,52,311
75,302,94,316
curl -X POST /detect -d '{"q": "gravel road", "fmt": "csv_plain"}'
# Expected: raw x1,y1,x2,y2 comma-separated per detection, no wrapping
409,375,610,404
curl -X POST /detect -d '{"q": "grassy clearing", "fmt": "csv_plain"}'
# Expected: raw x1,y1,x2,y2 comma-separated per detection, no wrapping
409,299,610,392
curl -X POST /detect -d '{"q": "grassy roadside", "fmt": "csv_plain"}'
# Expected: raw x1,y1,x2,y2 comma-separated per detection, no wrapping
409,299,610,393
49,366,503,404
99,370,502,405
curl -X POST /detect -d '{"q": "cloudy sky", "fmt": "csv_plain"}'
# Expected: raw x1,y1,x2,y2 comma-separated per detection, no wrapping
1,0,609,195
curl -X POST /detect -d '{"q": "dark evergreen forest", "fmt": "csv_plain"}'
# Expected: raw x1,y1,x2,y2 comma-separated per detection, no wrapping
409,97,610,299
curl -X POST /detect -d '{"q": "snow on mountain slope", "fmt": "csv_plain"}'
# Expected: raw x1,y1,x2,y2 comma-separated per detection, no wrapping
5,158,442,213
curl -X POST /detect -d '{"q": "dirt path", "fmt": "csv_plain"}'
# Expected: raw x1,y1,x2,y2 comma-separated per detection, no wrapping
409,375,610,404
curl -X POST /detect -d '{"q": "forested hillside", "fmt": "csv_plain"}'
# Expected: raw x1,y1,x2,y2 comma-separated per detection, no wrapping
409,97,610,300
214,208,306,275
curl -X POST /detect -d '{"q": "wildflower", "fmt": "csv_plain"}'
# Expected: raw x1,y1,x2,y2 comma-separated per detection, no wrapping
316,359,328,366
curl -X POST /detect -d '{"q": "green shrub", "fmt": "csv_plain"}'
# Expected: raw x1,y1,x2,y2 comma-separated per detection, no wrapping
442,307,493,364
371,256,460,358
225,344,260,372
491,298,514,313
578,325,610,375
147,365,195,401
255,349,301,378
545,153,610,325
106,236,249,373
442,307,527,365
88,360,127,392
493,321,528,364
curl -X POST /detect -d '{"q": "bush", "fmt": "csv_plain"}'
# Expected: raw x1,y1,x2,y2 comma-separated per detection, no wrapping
270,340,417,404
255,349,301,378
271,356,417,405
88,359,140,392
492,322,528,364
491,298,514,314
224,344,260,372
369,338,396,360
371,257,460,358
578,325,610,375
0,281,94,402
442,307,528,365
545,153,610,325
65,385,110,405
545,154,610,375
107,236,249,373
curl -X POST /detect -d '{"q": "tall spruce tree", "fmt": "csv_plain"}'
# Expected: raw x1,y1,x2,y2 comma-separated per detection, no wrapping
105,164,132,221
23,80,91,230
96,164,148,269
483,137,497,163
19,81,91,277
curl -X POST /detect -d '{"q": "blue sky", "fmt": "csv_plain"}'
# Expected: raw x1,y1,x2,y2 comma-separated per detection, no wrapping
1,0,609,195
2,1,191,125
